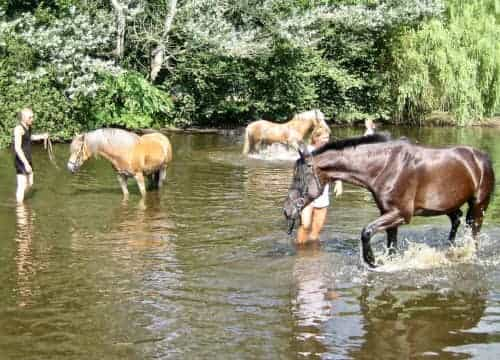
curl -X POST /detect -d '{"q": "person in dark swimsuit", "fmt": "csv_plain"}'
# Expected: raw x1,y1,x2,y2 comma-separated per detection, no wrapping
13,108,48,203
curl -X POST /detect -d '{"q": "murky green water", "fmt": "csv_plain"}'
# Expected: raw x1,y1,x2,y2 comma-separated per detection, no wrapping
1,126,500,359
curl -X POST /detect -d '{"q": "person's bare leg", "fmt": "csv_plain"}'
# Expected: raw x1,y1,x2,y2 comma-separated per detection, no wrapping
297,204,313,244
309,207,328,241
27,173,34,191
16,175,28,203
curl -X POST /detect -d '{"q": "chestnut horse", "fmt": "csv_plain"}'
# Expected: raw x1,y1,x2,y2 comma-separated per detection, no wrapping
283,134,495,268
67,128,173,197
242,109,330,154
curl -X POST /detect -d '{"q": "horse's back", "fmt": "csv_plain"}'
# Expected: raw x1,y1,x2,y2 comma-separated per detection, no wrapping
411,144,494,208
245,119,287,141
132,133,172,172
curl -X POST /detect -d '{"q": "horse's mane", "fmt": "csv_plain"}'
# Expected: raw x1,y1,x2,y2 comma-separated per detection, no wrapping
85,128,140,153
313,133,392,155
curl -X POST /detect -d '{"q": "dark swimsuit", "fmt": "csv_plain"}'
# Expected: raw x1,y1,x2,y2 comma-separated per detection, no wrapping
13,124,32,175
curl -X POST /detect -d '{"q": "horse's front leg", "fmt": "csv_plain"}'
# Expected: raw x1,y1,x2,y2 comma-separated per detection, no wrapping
117,174,129,198
361,211,405,268
386,228,398,255
134,173,146,197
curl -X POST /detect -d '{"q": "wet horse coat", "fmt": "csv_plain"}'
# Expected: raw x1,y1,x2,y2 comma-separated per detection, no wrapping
283,134,495,268
67,128,173,197
242,109,330,154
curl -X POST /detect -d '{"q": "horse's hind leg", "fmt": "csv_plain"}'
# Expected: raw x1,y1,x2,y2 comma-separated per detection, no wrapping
466,200,489,247
447,209,463,245
158,167,167,188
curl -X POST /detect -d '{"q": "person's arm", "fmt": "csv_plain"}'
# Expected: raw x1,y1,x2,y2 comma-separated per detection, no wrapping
30,132,49,141
14,126,32,173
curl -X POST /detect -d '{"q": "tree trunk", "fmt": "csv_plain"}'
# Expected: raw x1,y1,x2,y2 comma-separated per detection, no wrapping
150,0,178,81
111,0,128,60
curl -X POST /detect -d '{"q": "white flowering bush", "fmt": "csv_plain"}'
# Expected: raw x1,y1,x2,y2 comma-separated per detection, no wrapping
0,6,121,98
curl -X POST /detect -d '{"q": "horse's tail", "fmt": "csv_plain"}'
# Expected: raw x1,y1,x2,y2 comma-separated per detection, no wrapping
147,170,161,191
477,151,495,208
164,136,173,163
242,126,251,154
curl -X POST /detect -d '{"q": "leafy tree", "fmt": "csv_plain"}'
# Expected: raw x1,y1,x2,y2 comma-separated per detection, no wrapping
392,0,500,125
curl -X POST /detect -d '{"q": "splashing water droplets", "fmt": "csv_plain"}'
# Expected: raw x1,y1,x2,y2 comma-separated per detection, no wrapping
248,143,299,161
374,233,480,273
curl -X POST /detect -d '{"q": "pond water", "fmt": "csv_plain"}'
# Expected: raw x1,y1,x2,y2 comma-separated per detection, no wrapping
1,126,500,359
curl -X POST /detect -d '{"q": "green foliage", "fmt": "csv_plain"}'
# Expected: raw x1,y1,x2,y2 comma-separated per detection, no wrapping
392,0,500,125
0,31,81,147
0,0,488,148
91,72,174,129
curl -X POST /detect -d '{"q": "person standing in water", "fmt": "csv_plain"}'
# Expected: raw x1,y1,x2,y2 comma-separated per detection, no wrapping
296,128,343,244
13,108,49,203
364,118,376,136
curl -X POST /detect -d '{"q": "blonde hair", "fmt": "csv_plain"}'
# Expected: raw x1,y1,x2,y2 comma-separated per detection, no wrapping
311,127,330,145
17,108,33,122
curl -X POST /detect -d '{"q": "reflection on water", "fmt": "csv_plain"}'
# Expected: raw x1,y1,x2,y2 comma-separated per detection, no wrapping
0,128,500,358
352,285,488,359
15,204,35,308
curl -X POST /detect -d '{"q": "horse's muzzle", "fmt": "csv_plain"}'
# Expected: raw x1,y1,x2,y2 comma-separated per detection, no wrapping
67,162,78,173
283,203,301,235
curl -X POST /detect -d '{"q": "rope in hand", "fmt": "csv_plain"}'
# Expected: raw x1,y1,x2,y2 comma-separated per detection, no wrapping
43,136,60,169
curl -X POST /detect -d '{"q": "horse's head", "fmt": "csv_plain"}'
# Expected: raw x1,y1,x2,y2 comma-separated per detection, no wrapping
67,134,90,173
312,110,331,135
283,145,325,233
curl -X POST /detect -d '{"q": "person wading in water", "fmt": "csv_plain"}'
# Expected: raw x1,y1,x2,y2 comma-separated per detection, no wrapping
13,108,49,203
364,118,376,136
296,128,343,244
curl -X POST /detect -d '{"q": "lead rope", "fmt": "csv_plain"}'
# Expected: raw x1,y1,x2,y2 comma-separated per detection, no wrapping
43,136,60,169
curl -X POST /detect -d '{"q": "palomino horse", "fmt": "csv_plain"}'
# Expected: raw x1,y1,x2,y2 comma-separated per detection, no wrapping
283,134,495,268
67,128,173,197
242,109,330,154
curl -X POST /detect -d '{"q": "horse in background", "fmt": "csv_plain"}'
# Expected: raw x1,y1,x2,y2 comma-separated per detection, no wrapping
67,128,173,197
283,134,495,268
242,109,330,154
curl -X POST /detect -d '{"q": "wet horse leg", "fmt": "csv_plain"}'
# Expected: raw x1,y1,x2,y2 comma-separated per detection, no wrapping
158,167,167,188
386,228,398,255
361,211,406,268
447,209,463,245
466,200,488,248
117,174,129,198
135,173,146,197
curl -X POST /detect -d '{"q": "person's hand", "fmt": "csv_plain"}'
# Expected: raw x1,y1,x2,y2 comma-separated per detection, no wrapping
333,181,343,197
24,163,32,174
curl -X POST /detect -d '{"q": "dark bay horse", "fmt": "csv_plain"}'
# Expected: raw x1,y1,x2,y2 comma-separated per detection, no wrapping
242,109,330,154
67,128,173,197
283,134,495,268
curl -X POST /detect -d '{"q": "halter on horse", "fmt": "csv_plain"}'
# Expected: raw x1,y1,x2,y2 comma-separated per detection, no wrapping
67,128,172,197
283,134,495,268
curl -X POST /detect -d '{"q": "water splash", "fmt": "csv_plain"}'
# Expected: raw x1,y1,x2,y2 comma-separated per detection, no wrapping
248,143,299,161
374,234,478,273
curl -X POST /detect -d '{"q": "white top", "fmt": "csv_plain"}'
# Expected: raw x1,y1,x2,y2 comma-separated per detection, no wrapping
364,128,375,136
308,145,330,208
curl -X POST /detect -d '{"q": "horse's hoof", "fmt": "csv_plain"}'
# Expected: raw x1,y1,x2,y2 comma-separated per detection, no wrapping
362,261,378,271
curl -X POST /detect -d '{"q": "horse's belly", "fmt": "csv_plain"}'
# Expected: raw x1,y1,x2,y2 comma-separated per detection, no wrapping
416,185,472,214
